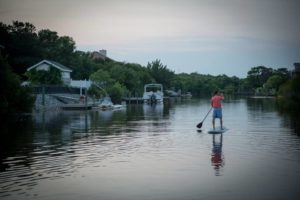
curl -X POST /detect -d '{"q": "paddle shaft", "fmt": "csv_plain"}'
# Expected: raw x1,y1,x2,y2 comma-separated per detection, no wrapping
201,107,213,123
197,107,213,128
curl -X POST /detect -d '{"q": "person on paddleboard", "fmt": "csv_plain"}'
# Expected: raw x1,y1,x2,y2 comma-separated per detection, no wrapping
211,90,224,130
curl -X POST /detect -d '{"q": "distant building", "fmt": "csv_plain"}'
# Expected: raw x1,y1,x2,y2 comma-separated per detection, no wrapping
91,49,107,61
27,60,73,85
294,63,300,75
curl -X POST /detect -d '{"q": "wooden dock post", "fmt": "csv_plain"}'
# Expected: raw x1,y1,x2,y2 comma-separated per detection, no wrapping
42,85,45,108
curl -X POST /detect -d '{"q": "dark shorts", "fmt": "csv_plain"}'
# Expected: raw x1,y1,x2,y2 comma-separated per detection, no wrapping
213,108,222,118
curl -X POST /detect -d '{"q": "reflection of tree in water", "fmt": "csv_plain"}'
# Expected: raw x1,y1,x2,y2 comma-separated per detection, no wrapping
143,104,163,119
0,113,75,198
247,97,300,135
0,115,34,171
211,134,224,176
88,109,128,136
277,108,300,136
246,97,276,112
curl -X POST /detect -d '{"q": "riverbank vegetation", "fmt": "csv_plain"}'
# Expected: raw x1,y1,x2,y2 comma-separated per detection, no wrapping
0,21,298,109
0,55,34,117
277,74,300,110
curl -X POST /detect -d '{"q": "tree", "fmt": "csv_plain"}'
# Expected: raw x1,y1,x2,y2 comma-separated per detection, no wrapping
38,29,76,65
89,69,114,96
1,21,40,77
0,21,78,79
0,56,34,116
147,59,175,89
70,51,101,79
107,82,127,104
90,69,114,86
38,29,59,59
54,36,76,65
264,75,285,92
247,66,274,88
274,68,290,79
110,64,141,94
278,75,300,110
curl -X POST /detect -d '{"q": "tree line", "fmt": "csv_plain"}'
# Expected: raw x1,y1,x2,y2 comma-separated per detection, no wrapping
0,21,298,114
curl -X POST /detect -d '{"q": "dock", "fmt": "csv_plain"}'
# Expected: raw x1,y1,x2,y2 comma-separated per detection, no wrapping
122,97,169,104
60,104,93,110
122,97,144,104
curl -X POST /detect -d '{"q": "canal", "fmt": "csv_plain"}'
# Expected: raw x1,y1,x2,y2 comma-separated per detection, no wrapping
1,97,300,200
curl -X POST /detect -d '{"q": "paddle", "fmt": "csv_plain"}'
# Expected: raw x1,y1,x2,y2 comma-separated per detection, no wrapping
196,107,213,129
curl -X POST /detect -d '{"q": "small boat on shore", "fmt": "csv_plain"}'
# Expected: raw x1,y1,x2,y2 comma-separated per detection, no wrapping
181,92,192,98
97,96,126,110
98,96,113,110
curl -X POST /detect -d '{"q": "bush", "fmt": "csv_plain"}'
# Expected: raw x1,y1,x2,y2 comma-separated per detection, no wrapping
0,56,35,116
277,75,300,110
107,82,127,104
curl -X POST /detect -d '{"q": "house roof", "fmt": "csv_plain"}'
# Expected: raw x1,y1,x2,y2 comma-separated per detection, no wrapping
27,59,72,72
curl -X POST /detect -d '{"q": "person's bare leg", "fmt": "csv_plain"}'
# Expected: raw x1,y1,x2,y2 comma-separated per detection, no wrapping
220,118,223,129
212,118,215,130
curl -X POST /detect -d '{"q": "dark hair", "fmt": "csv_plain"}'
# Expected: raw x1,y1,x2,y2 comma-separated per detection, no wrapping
214,90,219,95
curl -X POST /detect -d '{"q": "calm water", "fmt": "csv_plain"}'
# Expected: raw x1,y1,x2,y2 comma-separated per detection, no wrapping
1,97,300,200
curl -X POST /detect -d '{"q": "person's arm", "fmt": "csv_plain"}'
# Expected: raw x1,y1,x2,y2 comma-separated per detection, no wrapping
220,92,224,100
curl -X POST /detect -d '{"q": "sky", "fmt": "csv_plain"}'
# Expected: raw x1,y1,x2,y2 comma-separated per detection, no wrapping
0,0,299,77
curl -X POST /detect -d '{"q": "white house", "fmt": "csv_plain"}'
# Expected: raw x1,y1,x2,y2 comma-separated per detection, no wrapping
27,60,73,85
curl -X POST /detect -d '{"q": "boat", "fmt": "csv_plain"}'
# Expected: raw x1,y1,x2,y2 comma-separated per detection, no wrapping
112,104,126,110
142,84,163,104
98,96,113,110
165,90,180,97
181,92,192,98
97,96,127,110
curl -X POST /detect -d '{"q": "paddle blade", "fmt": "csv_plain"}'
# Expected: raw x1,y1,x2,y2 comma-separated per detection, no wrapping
196,122,203,128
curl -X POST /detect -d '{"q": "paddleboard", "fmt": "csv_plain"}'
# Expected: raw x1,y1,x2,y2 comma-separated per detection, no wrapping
208,126,228,134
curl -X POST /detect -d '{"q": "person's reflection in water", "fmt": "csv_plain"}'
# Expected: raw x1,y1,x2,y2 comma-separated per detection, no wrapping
211,133,224,176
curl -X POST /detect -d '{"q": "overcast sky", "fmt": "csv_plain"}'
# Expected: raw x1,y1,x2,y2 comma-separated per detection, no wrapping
0,0,299,77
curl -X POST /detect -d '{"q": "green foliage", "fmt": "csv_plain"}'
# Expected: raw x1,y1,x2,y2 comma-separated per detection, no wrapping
90,69,114,88
244,66,291,95
0,56,34,116
25,66,62,85
87,84,104,99
277,75,300,110
264,75,285,92
147,59,175,88
224,84,235,95
291,75,300,99
110,64,141,93
107,82,128,104
247,66,274,88
279,75,300,100
88,61,152,97
0,21,40,77
0,21,76,78
171,72,240,96
70,51,101,79
89,69,113,98
1,21,295,101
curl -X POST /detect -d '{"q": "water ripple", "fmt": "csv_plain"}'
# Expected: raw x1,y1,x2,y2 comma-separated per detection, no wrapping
1,100,300,199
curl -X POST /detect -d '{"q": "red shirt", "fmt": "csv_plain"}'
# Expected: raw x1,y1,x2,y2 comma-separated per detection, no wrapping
211,95,224,108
